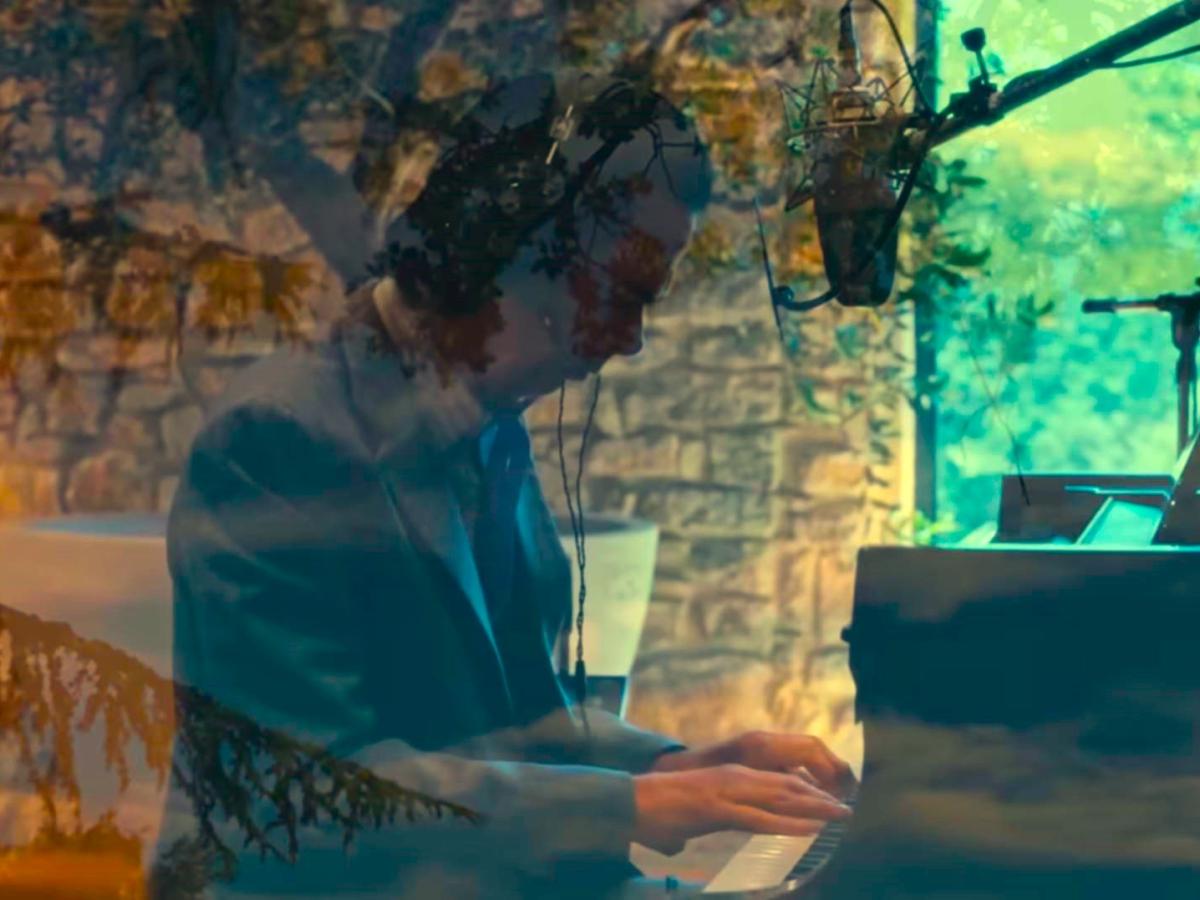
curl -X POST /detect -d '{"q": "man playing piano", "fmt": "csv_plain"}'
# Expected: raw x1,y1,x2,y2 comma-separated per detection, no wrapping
162,72,853,898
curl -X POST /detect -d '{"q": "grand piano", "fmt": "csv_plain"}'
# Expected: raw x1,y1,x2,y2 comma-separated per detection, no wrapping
705,443,1200,897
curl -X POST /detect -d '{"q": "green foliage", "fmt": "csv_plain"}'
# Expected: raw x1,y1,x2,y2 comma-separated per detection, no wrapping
887,508,961,546
933,0,1200,539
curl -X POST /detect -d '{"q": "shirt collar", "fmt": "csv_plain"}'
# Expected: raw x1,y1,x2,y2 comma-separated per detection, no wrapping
338,318,491,466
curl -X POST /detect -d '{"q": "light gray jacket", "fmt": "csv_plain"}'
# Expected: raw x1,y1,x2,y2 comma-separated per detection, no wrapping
158,325,680,898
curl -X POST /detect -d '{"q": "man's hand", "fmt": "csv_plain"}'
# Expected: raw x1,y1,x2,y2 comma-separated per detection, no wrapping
650,731,856,797
631,765,852,855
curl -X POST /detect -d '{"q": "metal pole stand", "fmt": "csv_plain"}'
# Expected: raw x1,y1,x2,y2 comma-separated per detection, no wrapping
1083,279,1200,454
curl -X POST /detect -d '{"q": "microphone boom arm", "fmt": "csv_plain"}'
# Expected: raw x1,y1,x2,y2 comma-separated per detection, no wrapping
928,0,1200,150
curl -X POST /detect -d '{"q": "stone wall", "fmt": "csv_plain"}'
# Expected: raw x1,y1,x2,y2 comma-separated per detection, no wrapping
0,179,338,520
0,0,915,761
527,258,910,761
0,215,910,767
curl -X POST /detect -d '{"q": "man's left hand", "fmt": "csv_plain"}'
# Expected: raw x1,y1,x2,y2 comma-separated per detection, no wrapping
650,731,856,798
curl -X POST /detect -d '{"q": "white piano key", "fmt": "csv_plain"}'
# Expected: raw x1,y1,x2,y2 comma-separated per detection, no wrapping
703,832,817,894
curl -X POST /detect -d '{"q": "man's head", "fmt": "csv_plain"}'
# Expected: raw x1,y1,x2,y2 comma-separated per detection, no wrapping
371,72,712,411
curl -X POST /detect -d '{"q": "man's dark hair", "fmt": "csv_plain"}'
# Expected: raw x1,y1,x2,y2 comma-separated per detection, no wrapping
369,72,713,325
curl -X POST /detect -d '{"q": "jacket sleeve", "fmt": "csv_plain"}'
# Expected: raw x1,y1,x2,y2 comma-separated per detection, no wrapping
166,403,641,889
476,705,685,775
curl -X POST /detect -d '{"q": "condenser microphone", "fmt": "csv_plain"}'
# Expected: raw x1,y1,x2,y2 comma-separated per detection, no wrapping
810,3,902,307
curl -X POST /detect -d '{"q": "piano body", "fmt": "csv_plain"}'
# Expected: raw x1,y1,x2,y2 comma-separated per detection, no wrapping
709,458,1200,898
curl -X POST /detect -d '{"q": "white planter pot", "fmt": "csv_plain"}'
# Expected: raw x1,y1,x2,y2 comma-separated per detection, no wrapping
556,514,658,678
0,512,659,681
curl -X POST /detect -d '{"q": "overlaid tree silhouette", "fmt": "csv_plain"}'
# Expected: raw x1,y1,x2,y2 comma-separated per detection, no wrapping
0,1,855,383
0,602,480,895
0,4,929,890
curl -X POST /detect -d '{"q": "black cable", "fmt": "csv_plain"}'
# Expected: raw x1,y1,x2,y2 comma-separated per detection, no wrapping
852,0,936,116
953,309,1032,507
557,376,602,732
1105,42,1200,68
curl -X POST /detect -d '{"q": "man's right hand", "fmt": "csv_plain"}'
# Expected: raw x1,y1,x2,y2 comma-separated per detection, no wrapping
631,764,853,855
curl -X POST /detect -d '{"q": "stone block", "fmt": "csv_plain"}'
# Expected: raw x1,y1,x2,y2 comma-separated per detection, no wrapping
530,429,583,475
768,619,809,669
525,382,622,436
678,439,707,480
781,433,854,487
105,250,175,332
688,590,775,649
638,592,686,651
813,551,857,643
185,257,266,333
805,644,852,686
652,534,690,578
617,368,691,434
161,404,204,463
13,357,55,395
242,204,312,257
15,403,44,442
688,538,775,596
44,375,108,436
65,449,154,512
116,380,184,413
688,320,783,369
775,545,819,625
185,362,239,408
790,500,866,546
799,450,869,498
585,433,680,479
133,197,233,245
675,269,777,321
11,408,72,465
0,464,61,518
196,331,281,360
621,369,785,434
56,334,171,373
13,437,70,466
628,662,780,744
0,392,17,429
601,328,681,378
578,475,637,519
105,413,157,453
634,484,777,537
708,428,777,487
675,370,786,428
688,536,753,571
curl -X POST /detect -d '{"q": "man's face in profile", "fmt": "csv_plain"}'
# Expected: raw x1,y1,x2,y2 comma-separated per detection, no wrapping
486,174,694,409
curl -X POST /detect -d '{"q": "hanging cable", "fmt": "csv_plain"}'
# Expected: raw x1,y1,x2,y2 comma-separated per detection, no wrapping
1105,42,1200,68
557,375,601,734
854,0,936,115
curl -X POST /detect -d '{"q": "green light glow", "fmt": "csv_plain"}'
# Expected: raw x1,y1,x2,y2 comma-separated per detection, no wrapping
933,0,1200,539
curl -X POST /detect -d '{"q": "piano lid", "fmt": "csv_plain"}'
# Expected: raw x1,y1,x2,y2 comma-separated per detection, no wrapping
815,544,1200,897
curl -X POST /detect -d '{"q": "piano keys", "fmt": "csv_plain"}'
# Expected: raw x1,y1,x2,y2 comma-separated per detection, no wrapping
703,790,856,895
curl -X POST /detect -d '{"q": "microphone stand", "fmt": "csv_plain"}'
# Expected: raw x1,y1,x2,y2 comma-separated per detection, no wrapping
924,0,1200,151
1082,280,1200,454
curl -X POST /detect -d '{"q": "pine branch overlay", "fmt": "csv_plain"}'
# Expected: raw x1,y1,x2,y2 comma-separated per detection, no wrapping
0,602,481,883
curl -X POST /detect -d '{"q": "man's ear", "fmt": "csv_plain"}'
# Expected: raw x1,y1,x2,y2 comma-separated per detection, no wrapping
371,277,421,350
371,131,441,244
